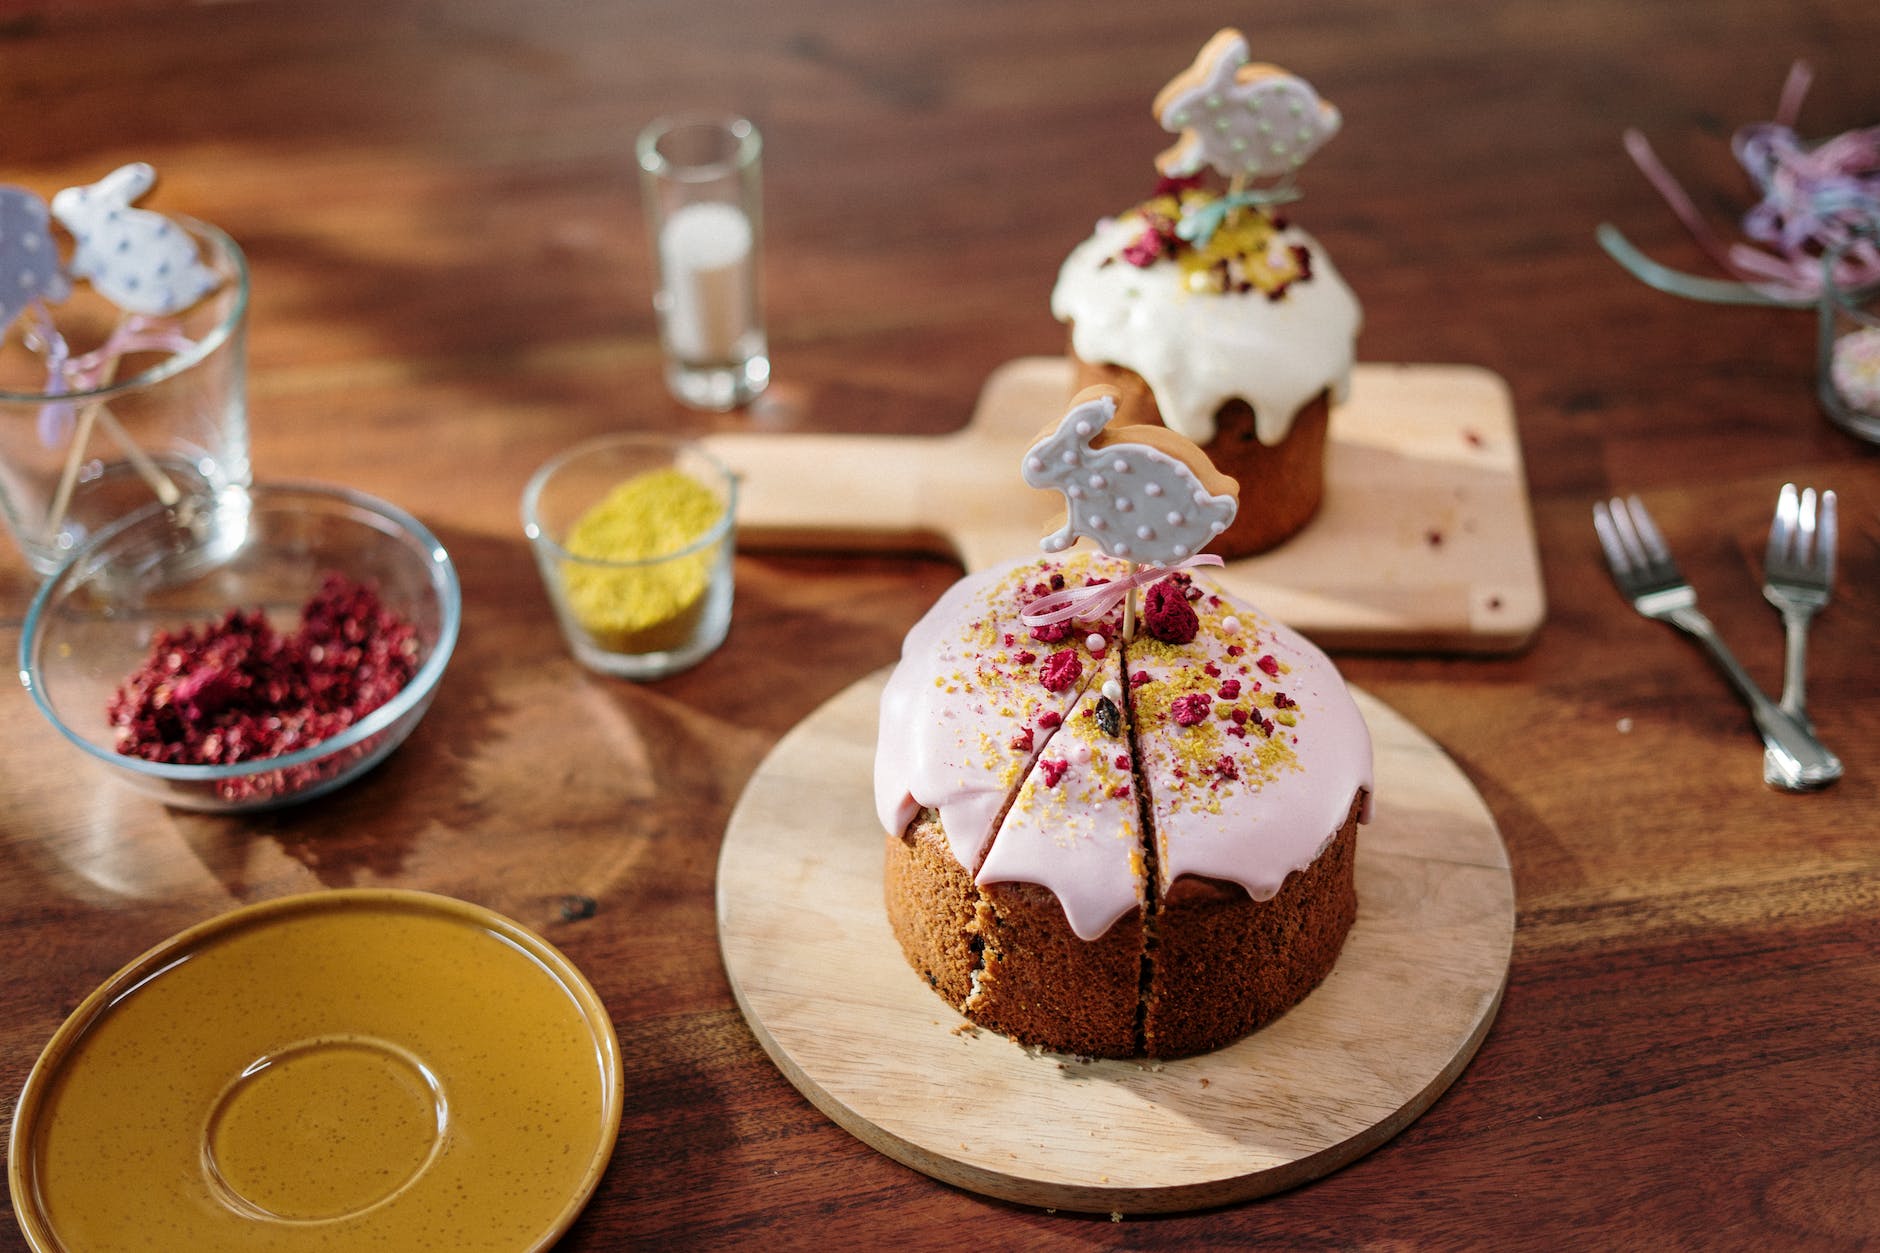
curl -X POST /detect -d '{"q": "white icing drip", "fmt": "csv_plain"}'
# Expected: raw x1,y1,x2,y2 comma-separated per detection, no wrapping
1050,216,1362,445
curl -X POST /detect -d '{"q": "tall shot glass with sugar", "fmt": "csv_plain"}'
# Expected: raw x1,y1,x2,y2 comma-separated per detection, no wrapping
636,114,769,411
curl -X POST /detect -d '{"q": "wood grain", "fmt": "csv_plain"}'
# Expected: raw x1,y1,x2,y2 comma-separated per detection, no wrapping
706,358,1545,652
1,0,1877,1247
719,674,1513,1212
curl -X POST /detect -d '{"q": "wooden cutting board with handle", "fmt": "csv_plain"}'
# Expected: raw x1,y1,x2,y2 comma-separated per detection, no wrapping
704,357,1545,653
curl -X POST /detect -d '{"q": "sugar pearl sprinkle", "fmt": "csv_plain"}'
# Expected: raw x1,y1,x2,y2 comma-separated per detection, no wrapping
1221,616,1240,634
1102,679,1124,703
1086,633,1107,652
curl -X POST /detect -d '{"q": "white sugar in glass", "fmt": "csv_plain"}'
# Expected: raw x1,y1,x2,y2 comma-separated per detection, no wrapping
637,115,768,411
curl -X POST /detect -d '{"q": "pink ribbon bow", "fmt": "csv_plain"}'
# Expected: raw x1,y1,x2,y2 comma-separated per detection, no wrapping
1019,554,1223,627
29,303,198,446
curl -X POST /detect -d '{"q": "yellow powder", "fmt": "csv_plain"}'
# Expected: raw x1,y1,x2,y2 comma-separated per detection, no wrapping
561,467,724,654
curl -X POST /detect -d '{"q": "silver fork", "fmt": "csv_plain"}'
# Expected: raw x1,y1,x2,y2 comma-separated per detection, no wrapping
1763,483,1837,718
1594,494,1841,791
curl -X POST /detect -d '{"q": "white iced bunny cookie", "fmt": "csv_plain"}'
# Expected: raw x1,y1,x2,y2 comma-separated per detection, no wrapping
1154,29,1341,182
1023,385,1239,563
51,163,220,316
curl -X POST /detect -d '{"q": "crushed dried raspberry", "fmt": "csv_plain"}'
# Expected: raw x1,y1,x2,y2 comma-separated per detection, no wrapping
1108,783,1131,799
1010,727,1034,752
1204,661,1221,678
1084,576,1110,588
1039,759,1069,788
1113,754,1130,770
1003,633,1015,647
1014,649,1037,665
1256,654,1281,676
1030,620,1072,643
1032,582,1049,597
108,574,421,802
1257,717,1276,737
1231,707,1249,724
1273,691,1296,709
1130,671,1152,688
1214,756,1239,781
1038,711,1062,729
1170,693,1211,726
1039,650,1083,692
1226,724,1247,738
1218,679,1242,700
1049,572,1065,590
1142,578,1199,644
1122,228,1166,268
1226,644,1243,657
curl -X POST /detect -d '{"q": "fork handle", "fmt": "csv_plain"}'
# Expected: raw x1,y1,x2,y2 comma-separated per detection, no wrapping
1667,607,1842,788
1776,607,1812,719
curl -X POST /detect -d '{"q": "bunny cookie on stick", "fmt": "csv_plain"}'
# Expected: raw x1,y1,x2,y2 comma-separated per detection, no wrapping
39,164,223,540
1022,384,1240,639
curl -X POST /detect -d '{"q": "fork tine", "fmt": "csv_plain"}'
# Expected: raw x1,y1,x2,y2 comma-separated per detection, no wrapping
1796,487,1818,566
1818,489,1838,584
1593,501,1631,574
1622,494,1671,566
1767,482,1799,570
1605,496,1649,571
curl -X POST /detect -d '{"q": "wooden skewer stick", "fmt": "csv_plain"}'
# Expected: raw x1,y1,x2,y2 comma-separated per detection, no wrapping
93,405,181,507
1122,561,1139,640
37,330,184,545
40,404,102,546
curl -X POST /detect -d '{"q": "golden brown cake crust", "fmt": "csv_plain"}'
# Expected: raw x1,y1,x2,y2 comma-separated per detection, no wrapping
971,880,1143,1058
1068,348,1330,558
884,792,1363,1059
883,813,981,1010
1143,795,1361,1057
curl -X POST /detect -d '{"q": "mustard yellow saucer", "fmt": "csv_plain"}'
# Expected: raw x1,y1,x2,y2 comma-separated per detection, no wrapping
8,890,622,1252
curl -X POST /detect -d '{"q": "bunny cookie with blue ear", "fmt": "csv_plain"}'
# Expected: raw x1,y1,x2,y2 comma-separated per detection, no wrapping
0,187,72,334
1023,385,1240,564
51,163,219,316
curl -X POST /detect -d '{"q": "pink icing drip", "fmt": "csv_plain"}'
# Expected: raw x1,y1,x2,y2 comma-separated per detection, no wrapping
874,555,1372,933
975,650,1142,941
873,560,1104,871
1131,600,1373,901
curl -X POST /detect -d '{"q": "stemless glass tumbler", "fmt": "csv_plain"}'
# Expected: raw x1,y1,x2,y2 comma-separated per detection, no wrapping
1818,236,1880,444
636,114,769,412
0,218,251,575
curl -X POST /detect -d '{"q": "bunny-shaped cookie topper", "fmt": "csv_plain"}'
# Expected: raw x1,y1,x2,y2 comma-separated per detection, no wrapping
51,163,219,316
1023,385,1239,565
1154,29,1342,183
0,187,72,334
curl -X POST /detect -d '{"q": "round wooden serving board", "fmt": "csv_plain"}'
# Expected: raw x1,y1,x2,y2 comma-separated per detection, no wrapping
716,672,1515,1214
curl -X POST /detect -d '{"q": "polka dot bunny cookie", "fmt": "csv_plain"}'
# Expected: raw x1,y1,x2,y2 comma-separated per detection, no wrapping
51,163,219,316
1023,385,1240,564
0,186,71,333
1154,28,1342,183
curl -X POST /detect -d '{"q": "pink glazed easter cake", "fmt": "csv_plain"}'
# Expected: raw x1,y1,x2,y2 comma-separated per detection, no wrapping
875,552,1372,1058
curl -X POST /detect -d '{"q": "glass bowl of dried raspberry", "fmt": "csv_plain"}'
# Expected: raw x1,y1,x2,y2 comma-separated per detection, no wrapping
19,481,461,811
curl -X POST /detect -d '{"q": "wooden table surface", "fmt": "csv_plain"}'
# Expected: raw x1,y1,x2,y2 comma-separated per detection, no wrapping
3,1,1877,1247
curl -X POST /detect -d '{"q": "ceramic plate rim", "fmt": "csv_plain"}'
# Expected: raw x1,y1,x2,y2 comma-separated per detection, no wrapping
7,888,623,1252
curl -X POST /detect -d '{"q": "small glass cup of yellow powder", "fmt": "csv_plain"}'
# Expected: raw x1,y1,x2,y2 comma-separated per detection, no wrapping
522,434,738,678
